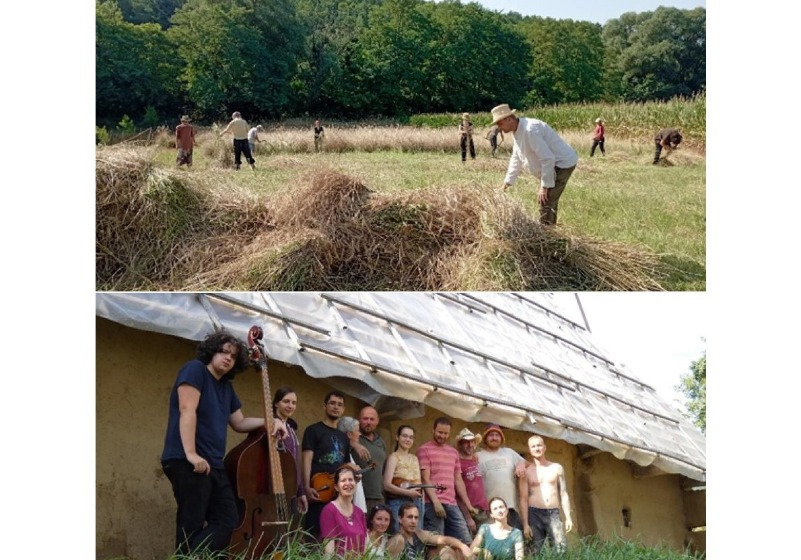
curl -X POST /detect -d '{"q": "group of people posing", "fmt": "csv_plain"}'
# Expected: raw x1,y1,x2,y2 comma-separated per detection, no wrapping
161,331,573,559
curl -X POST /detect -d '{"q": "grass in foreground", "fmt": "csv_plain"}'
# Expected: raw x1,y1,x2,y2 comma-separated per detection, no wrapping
98,127,704,291
139,533,704,560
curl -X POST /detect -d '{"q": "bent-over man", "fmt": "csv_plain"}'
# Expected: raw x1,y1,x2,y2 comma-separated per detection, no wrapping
492,103,578,225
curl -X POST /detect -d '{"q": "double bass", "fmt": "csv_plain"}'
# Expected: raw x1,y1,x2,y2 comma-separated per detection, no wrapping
224,326,298,558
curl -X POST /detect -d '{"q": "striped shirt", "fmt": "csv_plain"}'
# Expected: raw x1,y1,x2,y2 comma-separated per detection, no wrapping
416,440,461,505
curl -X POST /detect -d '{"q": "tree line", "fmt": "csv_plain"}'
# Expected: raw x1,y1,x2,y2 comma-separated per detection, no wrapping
96,0,706,126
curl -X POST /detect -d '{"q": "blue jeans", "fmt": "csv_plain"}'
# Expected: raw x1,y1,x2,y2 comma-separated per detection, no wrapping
423,502,472,545
387,496,424,534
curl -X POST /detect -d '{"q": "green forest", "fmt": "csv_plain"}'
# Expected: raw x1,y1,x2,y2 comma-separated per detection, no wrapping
96,0,706,126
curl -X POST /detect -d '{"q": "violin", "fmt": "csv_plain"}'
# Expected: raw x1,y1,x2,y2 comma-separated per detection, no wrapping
310,461,376,503
224,326,298,559
391,477,447,492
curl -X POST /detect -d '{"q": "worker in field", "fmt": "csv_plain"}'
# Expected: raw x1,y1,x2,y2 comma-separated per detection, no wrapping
492,103,578,226
248,124,264,156
313,120,325,152
219,111,256,170
590,118,605,157
175,115,196,167
459,113,476,162
653,128,682,165
486,123,504,158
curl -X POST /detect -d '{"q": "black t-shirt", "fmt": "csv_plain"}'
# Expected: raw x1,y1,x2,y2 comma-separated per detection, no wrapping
301,421,351,475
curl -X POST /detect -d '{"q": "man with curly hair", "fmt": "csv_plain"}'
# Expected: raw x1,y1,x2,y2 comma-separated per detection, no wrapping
160,330,285,556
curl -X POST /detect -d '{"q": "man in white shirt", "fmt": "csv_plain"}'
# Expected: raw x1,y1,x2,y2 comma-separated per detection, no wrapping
491,104,578,225
247,125,264,157
475,423,527,532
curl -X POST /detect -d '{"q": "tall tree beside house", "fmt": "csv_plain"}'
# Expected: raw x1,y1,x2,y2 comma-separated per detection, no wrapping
679,348,706,433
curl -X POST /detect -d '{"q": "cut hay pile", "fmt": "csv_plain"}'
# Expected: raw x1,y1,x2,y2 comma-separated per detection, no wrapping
96,146,273,290
96,146,665,291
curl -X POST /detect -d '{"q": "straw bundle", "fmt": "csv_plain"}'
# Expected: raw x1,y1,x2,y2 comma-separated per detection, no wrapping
96,147,665,291
96,146,274,290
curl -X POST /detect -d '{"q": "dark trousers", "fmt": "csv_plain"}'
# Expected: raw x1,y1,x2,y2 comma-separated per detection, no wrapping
653,141,666,164
162,460,239,555
526,506,567,555
507,507,523,531
489,136,499,156
233,138,255,167
590,138,605,156
305,499,326,541
540,165,575,225
460,135,476,161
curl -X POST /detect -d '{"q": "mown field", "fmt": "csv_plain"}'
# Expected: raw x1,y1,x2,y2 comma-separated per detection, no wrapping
96,100,705,292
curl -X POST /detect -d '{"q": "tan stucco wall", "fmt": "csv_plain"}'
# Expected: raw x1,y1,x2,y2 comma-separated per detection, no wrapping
575,452,701,550
96,317,702,559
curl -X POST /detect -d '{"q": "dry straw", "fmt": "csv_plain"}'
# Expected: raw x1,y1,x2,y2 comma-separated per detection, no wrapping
96,145,665,291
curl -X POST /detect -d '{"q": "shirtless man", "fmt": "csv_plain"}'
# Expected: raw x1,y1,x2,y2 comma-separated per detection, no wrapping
386,502,472,560
518,435,573,554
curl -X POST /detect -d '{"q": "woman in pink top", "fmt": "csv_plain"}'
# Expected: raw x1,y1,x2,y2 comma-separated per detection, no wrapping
320,466,367,557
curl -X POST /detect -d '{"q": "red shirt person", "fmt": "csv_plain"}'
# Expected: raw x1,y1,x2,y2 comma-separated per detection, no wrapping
175,115,196,166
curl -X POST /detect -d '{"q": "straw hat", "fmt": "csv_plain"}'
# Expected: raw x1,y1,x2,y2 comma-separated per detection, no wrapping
462,112,470,119
455,427,482,445
490,104,516,125
595,117,604,123
180,115,191,122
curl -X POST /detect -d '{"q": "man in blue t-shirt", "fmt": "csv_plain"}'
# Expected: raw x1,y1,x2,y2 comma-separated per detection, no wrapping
161,331,281,555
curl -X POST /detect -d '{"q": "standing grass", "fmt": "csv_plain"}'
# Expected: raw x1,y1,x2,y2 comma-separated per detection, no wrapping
146,533,703,560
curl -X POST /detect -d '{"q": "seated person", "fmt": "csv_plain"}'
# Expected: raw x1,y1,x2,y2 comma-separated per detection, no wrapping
386,502,472,560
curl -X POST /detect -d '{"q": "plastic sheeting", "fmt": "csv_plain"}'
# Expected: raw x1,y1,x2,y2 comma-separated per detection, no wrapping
95,292,705,481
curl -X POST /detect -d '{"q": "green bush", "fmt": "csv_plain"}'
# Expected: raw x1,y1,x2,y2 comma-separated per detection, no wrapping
96,125,110,145
142,105,160,128
117,114,136,133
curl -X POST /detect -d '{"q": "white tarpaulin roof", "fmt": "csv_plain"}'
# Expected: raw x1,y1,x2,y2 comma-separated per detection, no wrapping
95,292,705,482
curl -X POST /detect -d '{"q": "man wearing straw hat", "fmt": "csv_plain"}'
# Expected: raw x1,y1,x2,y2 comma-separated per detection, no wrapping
455,427,487,536
491,103,578,225
175,115,195,167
